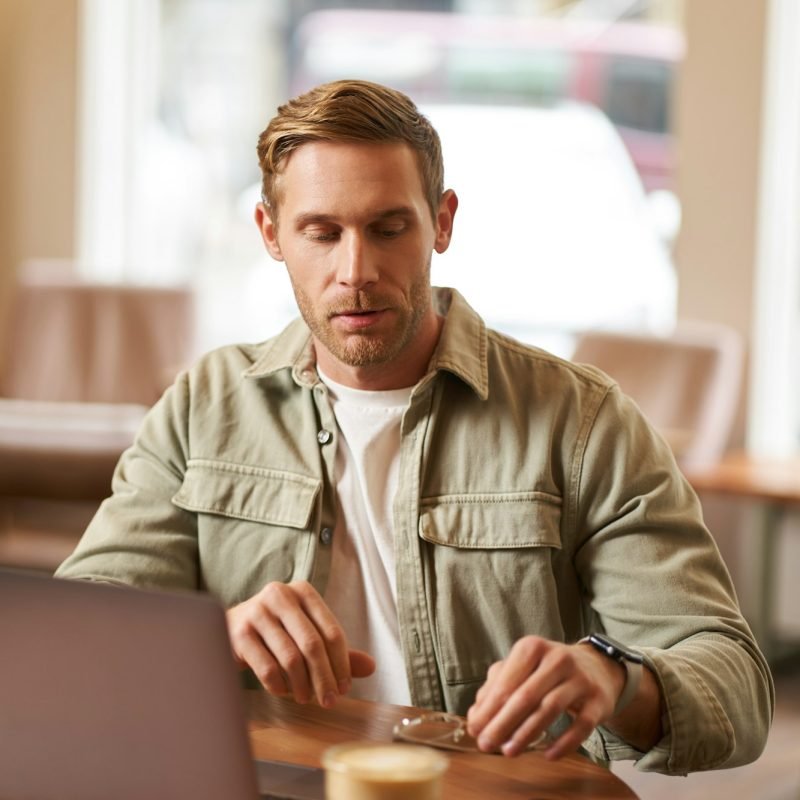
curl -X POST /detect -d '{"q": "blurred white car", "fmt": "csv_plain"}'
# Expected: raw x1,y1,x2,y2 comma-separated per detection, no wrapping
425,102,677,355
232,102,676,357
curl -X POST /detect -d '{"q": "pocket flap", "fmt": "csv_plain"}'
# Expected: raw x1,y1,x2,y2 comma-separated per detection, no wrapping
173,459,320,529
419,492,562,549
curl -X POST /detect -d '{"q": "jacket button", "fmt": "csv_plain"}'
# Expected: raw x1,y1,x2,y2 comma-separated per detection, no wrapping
317,429,333,445
320,527,333,545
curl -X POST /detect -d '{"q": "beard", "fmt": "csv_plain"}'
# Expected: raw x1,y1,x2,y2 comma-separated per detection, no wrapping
290,266,433,369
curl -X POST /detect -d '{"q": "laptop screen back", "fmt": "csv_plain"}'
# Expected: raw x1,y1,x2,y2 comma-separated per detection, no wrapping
0,570,260,800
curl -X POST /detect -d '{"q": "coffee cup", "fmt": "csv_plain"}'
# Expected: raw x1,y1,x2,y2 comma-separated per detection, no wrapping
322,741,448,800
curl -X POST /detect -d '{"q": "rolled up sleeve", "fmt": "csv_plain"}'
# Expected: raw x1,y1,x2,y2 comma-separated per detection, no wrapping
572,385,774,774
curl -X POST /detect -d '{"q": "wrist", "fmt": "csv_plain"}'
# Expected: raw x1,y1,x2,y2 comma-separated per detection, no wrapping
579,633,643,717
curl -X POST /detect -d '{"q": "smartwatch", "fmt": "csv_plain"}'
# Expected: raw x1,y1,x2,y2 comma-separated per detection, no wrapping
579,633,644,716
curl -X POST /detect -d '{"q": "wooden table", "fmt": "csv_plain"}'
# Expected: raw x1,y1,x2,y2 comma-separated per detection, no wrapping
686,452,800,663
686,452,800,504
246,691,638,799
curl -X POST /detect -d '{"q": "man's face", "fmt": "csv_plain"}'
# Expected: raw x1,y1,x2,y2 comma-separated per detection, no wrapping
256,141,457,388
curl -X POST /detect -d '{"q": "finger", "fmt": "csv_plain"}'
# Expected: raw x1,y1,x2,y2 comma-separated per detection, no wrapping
474,668,564,752
470,661,502,712
467,639,550,739
248,605,315,704
471,646,581,751
543,697,605,761
272,602,338,706
349,649,376,679
227,604,291,693
292,582,353,697
233,626,290,696
498,680,585,757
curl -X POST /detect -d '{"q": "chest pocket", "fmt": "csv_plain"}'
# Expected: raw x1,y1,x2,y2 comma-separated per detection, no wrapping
173,459,321,604
418,493,564,713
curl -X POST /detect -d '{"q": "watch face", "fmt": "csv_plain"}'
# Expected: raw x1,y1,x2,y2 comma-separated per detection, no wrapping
587,634,644,664
599,641,617,658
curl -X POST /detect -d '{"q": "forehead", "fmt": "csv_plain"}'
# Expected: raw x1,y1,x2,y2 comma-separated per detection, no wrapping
275,141,427,218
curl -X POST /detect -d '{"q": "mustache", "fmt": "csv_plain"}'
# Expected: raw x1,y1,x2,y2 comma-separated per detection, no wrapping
326,292,393,317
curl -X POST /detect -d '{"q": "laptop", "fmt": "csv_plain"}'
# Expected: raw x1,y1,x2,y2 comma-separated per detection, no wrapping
0,568,325,800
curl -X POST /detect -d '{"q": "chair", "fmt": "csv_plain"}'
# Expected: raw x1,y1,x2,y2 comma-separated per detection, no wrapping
0,262,196,570
570,323,744,470
1,263,194,405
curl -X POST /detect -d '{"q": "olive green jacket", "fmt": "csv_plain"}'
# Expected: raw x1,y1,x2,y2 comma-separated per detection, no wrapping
57,288,773,775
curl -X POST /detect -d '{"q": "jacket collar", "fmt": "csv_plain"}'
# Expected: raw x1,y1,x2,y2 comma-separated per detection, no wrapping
427,287,489,399
242,286,489,399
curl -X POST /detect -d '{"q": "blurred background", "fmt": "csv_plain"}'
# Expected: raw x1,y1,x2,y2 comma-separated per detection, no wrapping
0,1,798,796
3,0,798,450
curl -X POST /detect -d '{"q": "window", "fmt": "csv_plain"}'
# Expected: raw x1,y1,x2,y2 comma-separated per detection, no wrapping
445,47,570,105
604,57,672,133
78,0,683,357
749,0,800,455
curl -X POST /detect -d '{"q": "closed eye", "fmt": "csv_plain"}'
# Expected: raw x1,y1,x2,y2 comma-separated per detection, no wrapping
371,222,407,240
304,228,340,243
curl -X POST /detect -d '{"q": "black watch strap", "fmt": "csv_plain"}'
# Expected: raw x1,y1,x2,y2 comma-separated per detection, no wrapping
579,633,643,716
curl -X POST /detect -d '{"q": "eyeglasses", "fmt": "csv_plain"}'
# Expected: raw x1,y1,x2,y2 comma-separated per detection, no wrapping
392,712,551,754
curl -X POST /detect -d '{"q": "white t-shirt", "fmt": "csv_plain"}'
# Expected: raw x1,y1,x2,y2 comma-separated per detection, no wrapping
317,368,412,706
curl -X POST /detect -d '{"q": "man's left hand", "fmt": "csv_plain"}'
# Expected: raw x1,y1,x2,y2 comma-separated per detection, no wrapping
466,635,626,759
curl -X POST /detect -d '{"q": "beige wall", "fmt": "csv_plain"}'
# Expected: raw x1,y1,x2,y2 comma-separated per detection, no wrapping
675,0,767,338
0,0,78,366
674,0,768,460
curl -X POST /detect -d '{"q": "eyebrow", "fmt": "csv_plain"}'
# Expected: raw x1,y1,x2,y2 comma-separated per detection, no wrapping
293,206,416,229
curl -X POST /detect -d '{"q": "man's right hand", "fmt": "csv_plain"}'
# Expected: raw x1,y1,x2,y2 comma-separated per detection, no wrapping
225,580,375,708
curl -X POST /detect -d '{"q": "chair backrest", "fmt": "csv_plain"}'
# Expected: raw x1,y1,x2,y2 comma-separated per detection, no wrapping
1,267,195,406
0,264,196,571
571,323,744,469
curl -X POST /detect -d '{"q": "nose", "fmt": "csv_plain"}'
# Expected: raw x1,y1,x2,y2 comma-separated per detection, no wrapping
335,231,379,289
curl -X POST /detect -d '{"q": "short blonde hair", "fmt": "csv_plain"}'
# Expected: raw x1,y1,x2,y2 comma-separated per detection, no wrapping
257,80,444,220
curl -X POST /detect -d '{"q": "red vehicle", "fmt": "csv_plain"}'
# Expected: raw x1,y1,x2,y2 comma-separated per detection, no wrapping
290,9,683,192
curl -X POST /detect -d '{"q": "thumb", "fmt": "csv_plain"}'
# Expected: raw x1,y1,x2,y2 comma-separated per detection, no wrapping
349,649,377,678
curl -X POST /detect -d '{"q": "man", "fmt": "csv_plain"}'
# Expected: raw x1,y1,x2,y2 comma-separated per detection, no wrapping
57,80,773,774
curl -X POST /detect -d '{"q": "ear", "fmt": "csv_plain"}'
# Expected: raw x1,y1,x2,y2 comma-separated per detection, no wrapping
433,189,459,254
255,202,284,262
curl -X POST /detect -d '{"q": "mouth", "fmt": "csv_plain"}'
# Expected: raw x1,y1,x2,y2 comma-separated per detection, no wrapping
333,308,383,317
330,308,390,330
